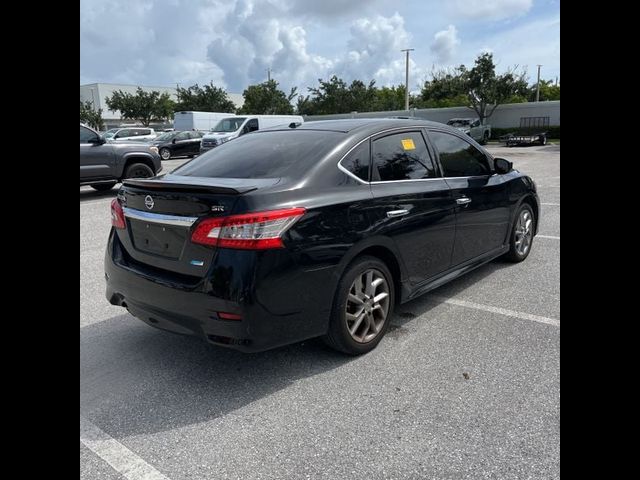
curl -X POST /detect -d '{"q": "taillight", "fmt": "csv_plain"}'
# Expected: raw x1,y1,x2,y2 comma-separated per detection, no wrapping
110,199,126,229
191,207,306,250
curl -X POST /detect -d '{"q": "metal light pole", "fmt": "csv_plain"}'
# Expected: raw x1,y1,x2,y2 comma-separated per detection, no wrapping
535,64,542,102
401,48,414,111
267,67,271,82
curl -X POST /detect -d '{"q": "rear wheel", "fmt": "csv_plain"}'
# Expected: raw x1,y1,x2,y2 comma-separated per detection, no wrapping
480,132,489,145
160,148,171,160
538,134,547,145
90,182,116,192
504,203,535,262
323,256,395,355
124,162,154,179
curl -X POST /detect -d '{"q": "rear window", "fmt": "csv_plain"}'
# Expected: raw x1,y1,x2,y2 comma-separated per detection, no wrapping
173,130,342,179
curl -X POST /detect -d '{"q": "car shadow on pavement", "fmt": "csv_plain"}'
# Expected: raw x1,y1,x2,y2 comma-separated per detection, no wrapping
80,256,514,438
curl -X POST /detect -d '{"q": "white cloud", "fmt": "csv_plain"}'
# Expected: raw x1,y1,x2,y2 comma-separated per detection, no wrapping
430,25,460,64
450,0,532,21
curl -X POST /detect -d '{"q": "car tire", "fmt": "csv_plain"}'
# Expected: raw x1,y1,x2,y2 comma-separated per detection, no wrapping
90,182,116,192
323,256,395,355
124,163,154,179
504,203,535,262
539,134,547,145
160,148,171,160
480,132,489,145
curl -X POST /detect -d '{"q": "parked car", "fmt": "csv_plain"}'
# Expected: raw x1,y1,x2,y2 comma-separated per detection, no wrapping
446,118,491,145
200,115,304,153
103,127,157,141
80,124,162,191
150,130,204,160
105,118,539,354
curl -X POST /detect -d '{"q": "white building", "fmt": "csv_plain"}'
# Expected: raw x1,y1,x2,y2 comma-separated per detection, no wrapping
80,83,244,129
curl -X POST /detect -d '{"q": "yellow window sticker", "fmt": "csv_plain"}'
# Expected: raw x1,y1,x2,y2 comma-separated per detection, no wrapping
401,138,415,150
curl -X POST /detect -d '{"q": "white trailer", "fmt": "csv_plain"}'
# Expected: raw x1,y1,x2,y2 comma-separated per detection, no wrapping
173,111,236,132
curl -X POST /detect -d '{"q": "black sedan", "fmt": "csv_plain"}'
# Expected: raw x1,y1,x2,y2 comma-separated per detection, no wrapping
105,119,539,355
151,130,204,160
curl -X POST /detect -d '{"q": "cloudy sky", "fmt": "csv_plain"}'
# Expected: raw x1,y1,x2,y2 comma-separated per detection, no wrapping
80,0,560,94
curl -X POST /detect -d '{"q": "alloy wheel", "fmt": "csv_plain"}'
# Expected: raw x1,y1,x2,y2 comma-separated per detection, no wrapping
345,269,390,343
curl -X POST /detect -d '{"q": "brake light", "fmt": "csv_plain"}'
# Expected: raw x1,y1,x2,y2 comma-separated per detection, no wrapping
217,312,242,321
110,199,126,229
191,207,306,249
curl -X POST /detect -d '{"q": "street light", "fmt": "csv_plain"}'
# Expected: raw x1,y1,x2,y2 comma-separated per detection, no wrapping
401,48,415,111
535,65,542,102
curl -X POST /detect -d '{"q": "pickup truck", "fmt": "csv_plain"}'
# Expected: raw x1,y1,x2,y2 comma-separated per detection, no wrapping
446,118,491,145
80,123,162,191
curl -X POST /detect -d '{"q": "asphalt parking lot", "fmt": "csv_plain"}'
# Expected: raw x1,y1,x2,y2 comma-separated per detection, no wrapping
80,145,560,480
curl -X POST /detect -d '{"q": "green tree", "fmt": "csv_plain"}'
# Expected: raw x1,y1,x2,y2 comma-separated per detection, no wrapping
80,100,104,130
297,76,379,115
417,67,469,108
175,82,236,112
238,80,297,114
463,53,529,124
105,87,175,126
529,79,560,102
373,85,407,111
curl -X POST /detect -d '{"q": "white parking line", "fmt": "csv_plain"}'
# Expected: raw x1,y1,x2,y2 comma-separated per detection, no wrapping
541,203,560,206
80,416,170,480
537,235,560,240
81,199,113,206
432,296,560,327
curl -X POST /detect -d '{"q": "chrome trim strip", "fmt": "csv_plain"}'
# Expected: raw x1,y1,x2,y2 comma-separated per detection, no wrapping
123,207,198,227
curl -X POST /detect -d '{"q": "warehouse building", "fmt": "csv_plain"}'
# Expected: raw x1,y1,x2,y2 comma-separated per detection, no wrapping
80,83,244,129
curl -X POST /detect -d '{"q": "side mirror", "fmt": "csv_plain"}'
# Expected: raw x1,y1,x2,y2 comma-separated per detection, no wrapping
89,136,106,145
494,157,513,174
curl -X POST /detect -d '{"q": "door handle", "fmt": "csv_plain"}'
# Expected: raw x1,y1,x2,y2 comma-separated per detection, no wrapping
386,209,409,218
456,197,472,205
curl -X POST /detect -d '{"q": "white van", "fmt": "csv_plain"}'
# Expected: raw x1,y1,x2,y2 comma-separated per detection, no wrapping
200,115,304,153
103,127,156,142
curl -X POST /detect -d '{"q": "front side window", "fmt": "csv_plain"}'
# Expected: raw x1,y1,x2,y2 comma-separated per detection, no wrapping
429,131,492,177
371,131,436,181
189,131,203,139
80,126,98,143
115,129,131,138
340,141,370,181
244,119,259,134
175,132,190,141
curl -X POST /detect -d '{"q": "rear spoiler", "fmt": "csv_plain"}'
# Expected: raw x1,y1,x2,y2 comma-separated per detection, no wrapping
122,178,258,195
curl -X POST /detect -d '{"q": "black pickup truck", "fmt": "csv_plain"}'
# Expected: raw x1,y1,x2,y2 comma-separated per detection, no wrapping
80,124,162,191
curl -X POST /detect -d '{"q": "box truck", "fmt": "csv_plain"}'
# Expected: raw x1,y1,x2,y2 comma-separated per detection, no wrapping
173,111,236,132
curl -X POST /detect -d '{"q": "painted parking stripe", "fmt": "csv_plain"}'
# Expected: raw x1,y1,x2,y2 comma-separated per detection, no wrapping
432,296,560,327
81,199,113,206
537,235,560,240
80,417,170,480
541,202,560,206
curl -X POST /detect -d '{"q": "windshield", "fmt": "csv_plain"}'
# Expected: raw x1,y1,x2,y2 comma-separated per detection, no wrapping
447,120,470,127
211,117,246,133
154,132,177,141
173,130,342,179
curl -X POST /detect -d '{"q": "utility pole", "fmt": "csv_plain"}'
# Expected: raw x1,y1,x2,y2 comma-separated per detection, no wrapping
535,64,542,102
401,48,414,111
267,67,271,82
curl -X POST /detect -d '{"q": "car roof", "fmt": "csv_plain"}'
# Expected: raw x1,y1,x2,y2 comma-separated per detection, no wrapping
290,118,445,135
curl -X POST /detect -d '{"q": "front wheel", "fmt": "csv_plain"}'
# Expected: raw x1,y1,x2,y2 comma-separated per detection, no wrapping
160,148,171,160
323,256,395,355
124,162,154,179
504,203,535,262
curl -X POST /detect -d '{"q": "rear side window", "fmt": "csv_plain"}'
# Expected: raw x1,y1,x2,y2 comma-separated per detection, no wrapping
429,131,492,177
136,129,151,136
371,131,436,181
80,126,98,143
174,130,343,179
340,141,370,181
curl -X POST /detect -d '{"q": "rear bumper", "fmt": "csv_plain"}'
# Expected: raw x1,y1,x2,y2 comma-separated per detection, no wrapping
104,230,338,352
